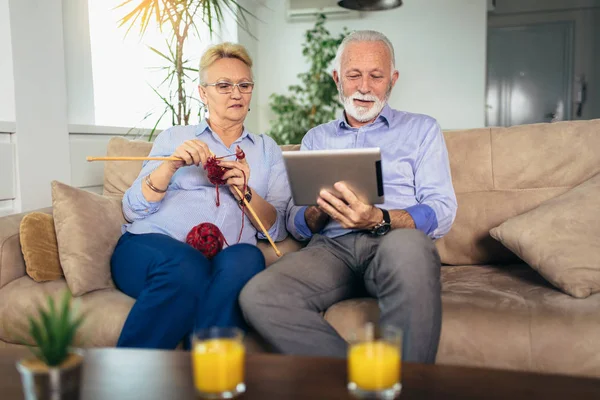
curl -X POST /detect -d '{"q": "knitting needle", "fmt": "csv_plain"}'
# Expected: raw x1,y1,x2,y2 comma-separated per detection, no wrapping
86,154,238,162
207,150,282,257
87,152,282,257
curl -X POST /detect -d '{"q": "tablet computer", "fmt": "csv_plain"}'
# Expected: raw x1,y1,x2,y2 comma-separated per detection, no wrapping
282,148,384,206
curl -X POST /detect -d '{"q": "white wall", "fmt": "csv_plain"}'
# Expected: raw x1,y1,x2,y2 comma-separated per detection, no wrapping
0,0,15,122
9,0,71,212
249,0,487,135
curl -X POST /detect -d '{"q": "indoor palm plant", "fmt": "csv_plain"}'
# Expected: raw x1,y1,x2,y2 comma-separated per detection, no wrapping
116,0,256,140
16,291,85,400
267,14,348,145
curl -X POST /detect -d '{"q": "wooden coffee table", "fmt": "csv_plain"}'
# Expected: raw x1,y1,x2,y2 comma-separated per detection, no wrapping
1,348,599,399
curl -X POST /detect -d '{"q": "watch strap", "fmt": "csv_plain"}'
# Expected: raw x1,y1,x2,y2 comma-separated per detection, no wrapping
380,208,391,224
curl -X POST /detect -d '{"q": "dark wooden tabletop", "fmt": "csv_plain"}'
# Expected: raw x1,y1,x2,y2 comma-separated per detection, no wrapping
2,348,600,399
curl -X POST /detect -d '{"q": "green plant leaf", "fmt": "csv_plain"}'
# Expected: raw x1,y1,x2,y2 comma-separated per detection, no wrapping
23,291,83,366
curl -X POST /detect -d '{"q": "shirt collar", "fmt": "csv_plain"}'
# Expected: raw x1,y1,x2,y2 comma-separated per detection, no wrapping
336,103,393,133
195,119,255,144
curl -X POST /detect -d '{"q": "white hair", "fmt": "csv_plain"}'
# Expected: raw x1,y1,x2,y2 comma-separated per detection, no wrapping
333,30,396,75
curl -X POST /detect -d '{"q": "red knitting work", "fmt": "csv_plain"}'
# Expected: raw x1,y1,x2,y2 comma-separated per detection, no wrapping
191,147,248,258
204,157,227,206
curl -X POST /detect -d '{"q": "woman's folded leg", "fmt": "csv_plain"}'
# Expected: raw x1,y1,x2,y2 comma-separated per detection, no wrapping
111,232,212,349
194,244,265,332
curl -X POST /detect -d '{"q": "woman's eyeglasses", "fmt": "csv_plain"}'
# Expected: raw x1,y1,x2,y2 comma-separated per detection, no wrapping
202,81,255,94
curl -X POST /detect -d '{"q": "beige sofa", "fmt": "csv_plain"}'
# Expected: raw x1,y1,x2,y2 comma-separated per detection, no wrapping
1,119,599,378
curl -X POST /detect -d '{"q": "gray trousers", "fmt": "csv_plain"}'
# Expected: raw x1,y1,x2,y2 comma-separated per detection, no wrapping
239,229,442,363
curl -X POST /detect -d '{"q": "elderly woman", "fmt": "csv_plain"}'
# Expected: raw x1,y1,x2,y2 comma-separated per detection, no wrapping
111,42,290,349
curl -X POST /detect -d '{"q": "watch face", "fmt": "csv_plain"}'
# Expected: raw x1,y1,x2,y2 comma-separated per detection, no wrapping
376,224,391,236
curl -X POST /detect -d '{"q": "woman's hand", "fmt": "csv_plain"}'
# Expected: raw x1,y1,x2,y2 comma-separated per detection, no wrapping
220,146,251,197
168,139,212,171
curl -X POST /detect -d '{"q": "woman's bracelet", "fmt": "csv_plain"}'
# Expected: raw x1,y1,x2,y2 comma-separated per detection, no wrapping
238,187,253,206
145,174,168,193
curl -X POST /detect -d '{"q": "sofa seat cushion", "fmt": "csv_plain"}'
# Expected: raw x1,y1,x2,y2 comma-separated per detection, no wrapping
0,276,134,347
324,264,600,378
257,236,305,267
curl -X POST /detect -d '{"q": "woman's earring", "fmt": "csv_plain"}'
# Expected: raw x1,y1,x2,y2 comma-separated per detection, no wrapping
200,102,208,120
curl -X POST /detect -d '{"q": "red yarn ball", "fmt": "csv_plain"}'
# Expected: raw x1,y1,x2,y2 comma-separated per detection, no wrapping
186,222,228,259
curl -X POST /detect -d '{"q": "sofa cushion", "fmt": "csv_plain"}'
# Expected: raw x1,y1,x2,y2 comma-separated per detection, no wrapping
257,236,304,266
52,181,125,296
490,172,600,298
0,276,270,353
19,212,63,282
437,119,600,265
324,264,600,378
0,276,134,347
103,136,153,198
0,208,53,289
435,188,569,265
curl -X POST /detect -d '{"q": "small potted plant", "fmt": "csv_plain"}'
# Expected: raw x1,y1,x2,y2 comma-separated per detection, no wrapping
16,290,85,400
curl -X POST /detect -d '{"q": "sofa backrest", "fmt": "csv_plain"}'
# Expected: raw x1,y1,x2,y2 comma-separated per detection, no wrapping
437,119,600,265
103,119,600,265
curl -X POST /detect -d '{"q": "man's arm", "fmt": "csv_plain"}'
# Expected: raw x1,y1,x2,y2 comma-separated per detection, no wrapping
409,121,457,238
389,209,415,229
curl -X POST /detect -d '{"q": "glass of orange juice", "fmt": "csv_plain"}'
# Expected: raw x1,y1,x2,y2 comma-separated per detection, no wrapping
347,323,403,399
191,327,246,399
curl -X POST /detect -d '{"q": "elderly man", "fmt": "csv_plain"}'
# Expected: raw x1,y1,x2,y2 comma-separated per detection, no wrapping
240,30,457,363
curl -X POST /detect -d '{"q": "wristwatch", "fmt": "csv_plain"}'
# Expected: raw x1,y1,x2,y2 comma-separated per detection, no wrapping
370,208,391,236
238,188,252,206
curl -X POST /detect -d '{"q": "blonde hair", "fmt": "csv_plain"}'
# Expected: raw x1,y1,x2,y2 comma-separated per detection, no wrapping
199,42,253,83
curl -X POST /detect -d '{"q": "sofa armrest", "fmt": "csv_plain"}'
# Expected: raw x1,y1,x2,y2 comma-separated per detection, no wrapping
0,207,52,288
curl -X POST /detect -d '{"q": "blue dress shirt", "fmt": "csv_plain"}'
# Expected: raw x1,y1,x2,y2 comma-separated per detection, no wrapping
287,105,457,240
122,121,291,246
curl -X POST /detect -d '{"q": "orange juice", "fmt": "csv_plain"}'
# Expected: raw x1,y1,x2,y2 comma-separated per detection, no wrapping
348,340,401,390
192,338,245,394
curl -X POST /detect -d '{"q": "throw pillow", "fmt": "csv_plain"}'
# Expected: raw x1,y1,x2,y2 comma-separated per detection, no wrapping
103,136,152,198
52,180,125,296
19,212,63,282
490,172,600,298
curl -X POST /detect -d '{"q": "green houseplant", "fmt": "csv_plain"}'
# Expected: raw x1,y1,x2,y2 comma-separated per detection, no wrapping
116,0,256,140
16,291,85,400
267,14,348,145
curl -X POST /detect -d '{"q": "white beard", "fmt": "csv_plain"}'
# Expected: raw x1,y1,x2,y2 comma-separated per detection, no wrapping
339,87,387,123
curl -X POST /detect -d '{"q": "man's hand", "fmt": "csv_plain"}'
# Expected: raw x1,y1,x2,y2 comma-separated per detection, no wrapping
317,182,383,230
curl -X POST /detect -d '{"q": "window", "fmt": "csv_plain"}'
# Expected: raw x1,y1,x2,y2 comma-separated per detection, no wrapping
87,0,218,129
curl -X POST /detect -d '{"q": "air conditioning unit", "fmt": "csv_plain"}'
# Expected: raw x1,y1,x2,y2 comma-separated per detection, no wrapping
286,0,361,22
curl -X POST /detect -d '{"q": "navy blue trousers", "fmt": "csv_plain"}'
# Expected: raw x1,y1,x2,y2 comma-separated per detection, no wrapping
110,232,265,349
